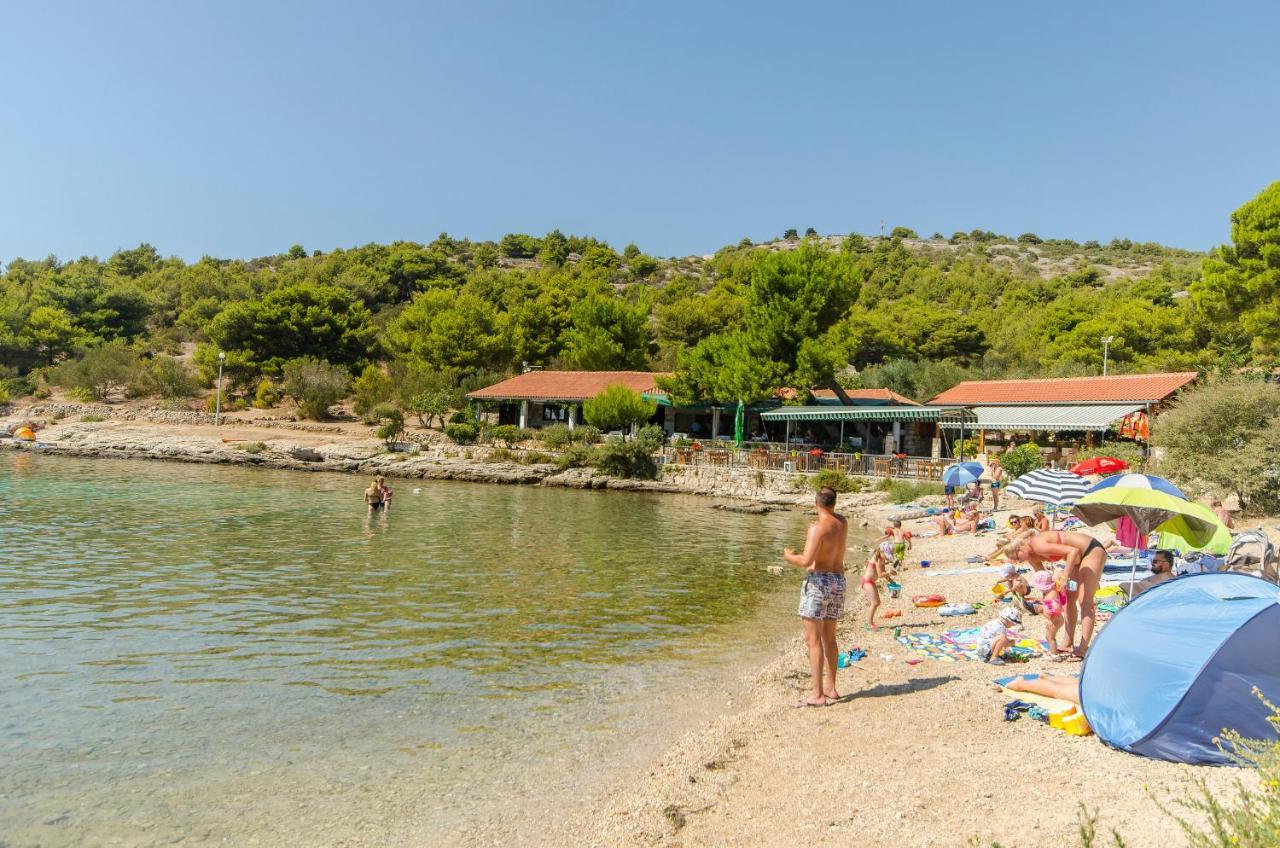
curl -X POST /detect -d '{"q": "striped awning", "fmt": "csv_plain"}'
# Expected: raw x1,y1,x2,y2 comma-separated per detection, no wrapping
760,405,973,423
939,404,1144,432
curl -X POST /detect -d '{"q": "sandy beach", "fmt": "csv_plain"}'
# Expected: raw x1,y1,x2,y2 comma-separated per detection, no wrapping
552,498,1255,848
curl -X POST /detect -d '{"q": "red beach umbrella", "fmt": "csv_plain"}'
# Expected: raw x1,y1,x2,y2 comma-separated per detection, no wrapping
1070,456,1128,476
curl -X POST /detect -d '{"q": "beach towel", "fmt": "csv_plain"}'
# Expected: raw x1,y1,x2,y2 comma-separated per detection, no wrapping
1115,516,1149,551
944,628,1046,659
896,633,976,662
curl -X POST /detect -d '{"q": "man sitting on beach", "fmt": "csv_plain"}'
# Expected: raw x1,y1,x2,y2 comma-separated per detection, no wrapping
784,486,848,707
1127,548,1175,597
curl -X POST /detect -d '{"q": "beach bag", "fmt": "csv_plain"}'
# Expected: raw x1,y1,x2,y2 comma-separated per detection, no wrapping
1224,530,1279,583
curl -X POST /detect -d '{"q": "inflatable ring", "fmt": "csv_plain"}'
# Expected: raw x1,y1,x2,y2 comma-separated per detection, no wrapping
912,594,946,608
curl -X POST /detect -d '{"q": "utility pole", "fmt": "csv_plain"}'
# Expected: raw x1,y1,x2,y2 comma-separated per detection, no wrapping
1101,336,1114,376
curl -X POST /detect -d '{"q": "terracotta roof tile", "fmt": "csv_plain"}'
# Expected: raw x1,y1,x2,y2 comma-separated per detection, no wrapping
468,371,667,402
926,372,1198,405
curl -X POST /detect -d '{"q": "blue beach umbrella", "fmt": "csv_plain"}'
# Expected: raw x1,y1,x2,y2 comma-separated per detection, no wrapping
942,462,983,488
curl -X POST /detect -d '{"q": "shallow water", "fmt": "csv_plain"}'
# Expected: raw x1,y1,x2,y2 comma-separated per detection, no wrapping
0,451,810,846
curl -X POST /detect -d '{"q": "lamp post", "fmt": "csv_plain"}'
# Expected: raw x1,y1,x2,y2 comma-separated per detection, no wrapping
1101,336,1114,376
215,351,226,426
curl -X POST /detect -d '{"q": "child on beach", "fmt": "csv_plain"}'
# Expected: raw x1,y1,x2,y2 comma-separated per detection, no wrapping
860,547,889,630
1030,570,1071,660
975,606,1022,665
890,519,911,569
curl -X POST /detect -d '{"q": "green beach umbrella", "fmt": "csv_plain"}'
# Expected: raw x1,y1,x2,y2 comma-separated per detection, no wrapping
734,399,745,447
1155,501,1233,556
1073,474,1219,587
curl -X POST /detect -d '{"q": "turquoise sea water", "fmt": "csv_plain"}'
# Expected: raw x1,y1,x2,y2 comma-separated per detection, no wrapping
0,452,807,846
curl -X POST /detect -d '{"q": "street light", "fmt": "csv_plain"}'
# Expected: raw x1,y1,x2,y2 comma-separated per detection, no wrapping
215,351,226,426
1101,336,1115,376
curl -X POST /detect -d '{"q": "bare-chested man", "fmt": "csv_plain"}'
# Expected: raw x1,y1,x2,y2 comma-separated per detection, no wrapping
783,486,849,707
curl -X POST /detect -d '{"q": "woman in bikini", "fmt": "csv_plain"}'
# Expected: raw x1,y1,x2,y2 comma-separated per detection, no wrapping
1004,530,1107,658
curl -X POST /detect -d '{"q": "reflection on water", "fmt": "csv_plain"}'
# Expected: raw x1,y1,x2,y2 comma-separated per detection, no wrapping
0,452,807,846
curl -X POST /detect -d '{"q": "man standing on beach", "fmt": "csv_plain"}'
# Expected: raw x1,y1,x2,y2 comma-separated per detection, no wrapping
988,458,1003,512
784,486,849,707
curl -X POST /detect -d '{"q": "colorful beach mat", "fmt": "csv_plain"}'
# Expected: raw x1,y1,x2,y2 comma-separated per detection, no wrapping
896,632,977,661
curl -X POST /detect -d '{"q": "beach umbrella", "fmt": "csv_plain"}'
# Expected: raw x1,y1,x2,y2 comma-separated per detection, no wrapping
733,400,745,447
1085,472,1187,499
1073,474,1217,587
1155,501,1233,556
1070,456,1128,476
1005,469,1092,524
942,461,983,488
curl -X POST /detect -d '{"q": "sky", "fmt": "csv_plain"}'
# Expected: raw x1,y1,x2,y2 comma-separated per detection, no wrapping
1,1,1277,263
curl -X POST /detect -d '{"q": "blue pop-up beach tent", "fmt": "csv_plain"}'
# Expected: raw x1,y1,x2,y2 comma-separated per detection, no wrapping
1080,572,1280,765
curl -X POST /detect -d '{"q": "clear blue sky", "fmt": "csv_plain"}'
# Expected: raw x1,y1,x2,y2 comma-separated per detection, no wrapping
2,1,1277,263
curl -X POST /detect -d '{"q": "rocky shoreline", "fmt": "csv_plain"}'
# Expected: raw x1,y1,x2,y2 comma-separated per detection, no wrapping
0,410,892,513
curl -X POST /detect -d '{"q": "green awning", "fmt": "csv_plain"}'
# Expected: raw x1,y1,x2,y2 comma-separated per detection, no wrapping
759,405,972,423
938,404,1144,432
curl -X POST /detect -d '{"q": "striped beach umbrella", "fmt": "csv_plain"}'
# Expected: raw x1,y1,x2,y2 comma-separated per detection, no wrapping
1005,468,1092,508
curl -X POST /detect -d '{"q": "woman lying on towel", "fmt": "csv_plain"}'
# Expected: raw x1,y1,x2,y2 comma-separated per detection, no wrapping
1005,674,1079,705
1003,531,1108,658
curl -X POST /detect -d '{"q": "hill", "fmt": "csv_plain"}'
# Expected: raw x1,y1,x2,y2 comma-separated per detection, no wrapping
1,181,1275,413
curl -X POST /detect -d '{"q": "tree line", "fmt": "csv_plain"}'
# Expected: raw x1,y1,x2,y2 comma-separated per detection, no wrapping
1,182,1276,413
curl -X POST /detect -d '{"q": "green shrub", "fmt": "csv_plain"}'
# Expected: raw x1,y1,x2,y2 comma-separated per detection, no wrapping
133,355,200,399
591,440,658,480
634,424,667,453
521,451,553,465
32,386,51,400
445,423,479,444
233,441,267,454
282,357,351,420
999,443,1045,479
80,413,105,423
0,370,35,399
811,469,860,493
574,425,601,444
0,384,9,405
449,409,474,425
556,444,592,470
353,365,394,420
488,424,524,447
958,436,981,459
253,379,281,408
370,403,405,445
538,423,575,449
488,447,519,463
50,341,141,400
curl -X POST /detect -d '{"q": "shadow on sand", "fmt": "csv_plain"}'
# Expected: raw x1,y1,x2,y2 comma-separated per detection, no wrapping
831,675,959,703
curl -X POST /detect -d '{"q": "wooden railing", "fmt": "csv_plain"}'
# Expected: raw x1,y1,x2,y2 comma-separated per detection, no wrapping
660,444,951,479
